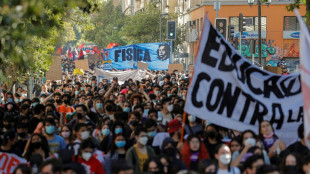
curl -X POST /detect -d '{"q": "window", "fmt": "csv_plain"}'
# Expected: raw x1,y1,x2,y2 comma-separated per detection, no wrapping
229,16,267,32
197,19,199,33
200,18,203,31
283,16,305,31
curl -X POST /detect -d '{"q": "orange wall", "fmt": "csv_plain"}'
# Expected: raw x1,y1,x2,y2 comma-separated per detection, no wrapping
190,4,306,59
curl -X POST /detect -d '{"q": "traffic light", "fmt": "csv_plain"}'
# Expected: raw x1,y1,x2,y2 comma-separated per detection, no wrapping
228,25,235,39
239,13,246,36
215,18,227,39
167,21,176,40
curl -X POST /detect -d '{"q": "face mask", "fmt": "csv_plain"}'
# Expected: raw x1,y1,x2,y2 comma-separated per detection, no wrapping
4,124,12,130
22,94,27,98
32,142,42,149
15,99,20,103
154,91,159,95
55,99,61,104
82,152,92,161
205,172,216,174
206,131,216,139
284,165,297,172
84,80,88,84
167,104,173,112
64,99,70,105
164,147,175,156
144,109,149,115
219,154,231,165
167,94,171,97
139,137,148,145
81,131,90,140
96,103,103,109
244,138,256,147
101,128,110,136
81,87,85,91
75,91,79,96
32,102,38,107
61,131,70,138
263,132,274,139
45,125,55,135
115,128,123,134
188,115,196,122
76,113,83,119
147,131,157,138
40,98,44,102
106,105,113,112
124,107,130,112
7,104,13,110
18,132,27,138
115,141,126,148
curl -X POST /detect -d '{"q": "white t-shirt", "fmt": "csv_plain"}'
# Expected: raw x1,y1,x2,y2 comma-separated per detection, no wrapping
217,167,241,174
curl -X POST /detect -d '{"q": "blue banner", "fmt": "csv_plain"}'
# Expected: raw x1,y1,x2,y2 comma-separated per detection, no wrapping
103,42,170,70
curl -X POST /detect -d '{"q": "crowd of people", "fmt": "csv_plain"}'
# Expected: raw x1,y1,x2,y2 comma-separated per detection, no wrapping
0,56,309,174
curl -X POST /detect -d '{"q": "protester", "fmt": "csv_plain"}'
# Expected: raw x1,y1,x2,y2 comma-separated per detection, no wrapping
0,54,308,174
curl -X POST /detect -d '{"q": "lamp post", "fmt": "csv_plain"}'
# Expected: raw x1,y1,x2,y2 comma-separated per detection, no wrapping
248,0,271,67
160,13,168,42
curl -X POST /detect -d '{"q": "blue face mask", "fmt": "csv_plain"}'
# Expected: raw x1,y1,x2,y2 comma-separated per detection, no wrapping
124,107,130,112
81,87,85,91
45,125,55,134
144,109,149,115
115,128,123,134
147,131,157,138
167,94,171,97
115,141,126,148
15,99,20,103
75,91,79,96
101,128,110,136
96,103,103,109
32,102,38,107
84,80,87,83
40,98,44,102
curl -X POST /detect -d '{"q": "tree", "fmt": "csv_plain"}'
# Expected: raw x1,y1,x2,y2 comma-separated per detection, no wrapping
0,0,94,86
83,0,127,48
121,2,184,51
287,0,310,28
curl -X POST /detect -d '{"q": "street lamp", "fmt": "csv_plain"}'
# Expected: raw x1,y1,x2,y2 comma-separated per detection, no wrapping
160,13,168,42
248,0,271,67
112,27,118,36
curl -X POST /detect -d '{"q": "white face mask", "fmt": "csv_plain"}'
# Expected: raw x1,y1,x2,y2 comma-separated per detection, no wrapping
82,152,92,161
219,154,231,165
244,138,256,147
167,104,173,112
81,131,90,140
188,115,196,122
139,137,148,146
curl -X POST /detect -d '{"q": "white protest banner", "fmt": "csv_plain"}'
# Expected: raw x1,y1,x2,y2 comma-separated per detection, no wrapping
94,68,147,82
0,152,28,174
296,9,310,148
184,16,303,145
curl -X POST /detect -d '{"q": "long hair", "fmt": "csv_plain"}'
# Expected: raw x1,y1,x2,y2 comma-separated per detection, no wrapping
24,133,50,161
181,134,210,169
109,133,128,155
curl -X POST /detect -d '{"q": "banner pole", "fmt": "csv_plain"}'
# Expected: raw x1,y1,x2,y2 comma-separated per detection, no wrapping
180,111,187,142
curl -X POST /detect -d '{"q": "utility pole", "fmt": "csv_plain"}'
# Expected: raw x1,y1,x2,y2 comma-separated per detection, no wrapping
258,0,262,66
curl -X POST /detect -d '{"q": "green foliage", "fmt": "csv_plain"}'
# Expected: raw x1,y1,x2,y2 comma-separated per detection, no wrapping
83,0,127,48
0,0,93,84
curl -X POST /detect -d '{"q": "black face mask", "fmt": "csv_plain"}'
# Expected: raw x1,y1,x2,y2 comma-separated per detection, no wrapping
4,124,12,130
76,113,83,119
18,132,27,138
32,142,42,149
163,147,175,157
204,172,216,174
284,165,297,173
206,131,216,139
63,99,70,104
106,105,113,112
55,99,61,104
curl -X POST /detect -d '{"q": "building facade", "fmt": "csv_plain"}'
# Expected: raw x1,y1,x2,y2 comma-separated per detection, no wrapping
188,0,305,72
